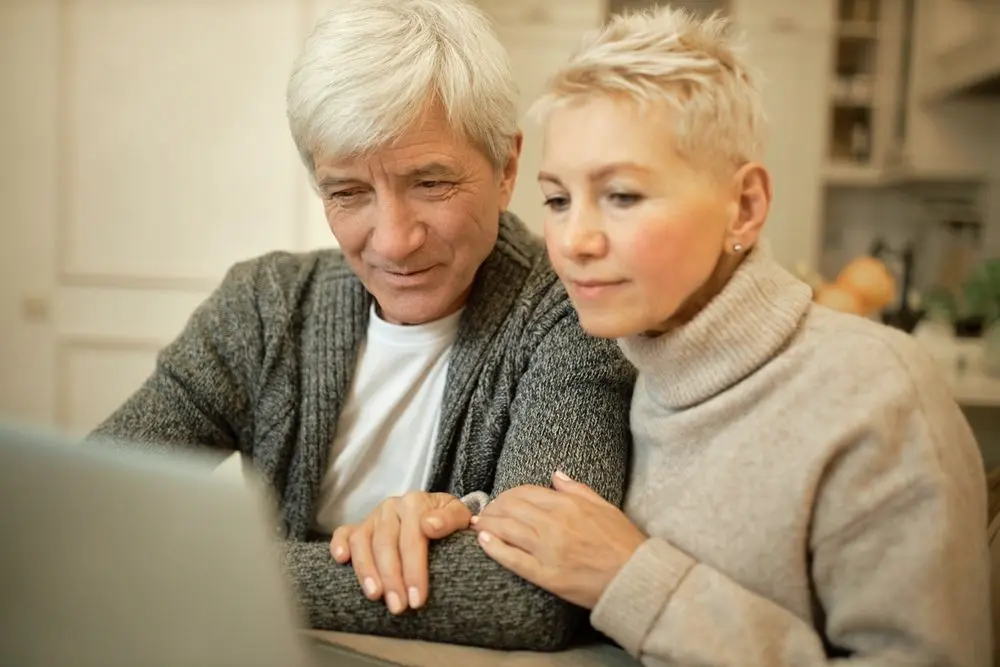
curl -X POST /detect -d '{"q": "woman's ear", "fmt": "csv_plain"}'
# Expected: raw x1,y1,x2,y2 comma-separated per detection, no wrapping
728,162,770,245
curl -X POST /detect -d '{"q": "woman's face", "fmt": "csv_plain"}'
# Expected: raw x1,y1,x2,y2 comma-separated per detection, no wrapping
540,95,768,339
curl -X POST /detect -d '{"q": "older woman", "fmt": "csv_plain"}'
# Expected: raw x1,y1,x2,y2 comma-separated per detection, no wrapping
471,7,992,666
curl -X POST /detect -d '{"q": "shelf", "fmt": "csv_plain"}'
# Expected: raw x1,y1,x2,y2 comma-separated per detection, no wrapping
823,163,988,188
837,20,878,39
824,162,883,186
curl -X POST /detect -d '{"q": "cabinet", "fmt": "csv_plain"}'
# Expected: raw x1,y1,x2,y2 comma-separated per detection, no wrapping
822,0,992,185
916,0,1000,99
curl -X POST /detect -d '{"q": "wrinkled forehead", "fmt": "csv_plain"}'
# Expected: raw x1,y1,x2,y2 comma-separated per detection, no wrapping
311,109,492,181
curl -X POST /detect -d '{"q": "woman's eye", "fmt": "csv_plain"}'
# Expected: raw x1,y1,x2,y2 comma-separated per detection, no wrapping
543,196,570,212
608,192,642,207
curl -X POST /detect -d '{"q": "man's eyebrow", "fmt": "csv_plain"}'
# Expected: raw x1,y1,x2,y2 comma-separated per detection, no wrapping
316,175,361,190
404,163,459,179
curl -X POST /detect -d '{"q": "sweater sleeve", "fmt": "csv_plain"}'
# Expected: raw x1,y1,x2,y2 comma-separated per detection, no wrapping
283,305,635,650
591,374,991,667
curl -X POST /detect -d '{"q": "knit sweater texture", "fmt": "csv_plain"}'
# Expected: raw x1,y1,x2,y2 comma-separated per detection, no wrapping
91,213,636,650
590,245,991,666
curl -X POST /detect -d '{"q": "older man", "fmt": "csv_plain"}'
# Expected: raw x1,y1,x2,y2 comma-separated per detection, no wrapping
90,0,634,653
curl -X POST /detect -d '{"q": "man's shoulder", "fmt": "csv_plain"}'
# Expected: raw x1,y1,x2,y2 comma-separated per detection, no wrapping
218,247,352,306
226,247,351,286
490,212,570,318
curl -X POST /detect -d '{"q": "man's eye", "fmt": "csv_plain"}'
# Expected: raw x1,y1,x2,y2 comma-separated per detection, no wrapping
327,189,363,202
543,196,570,212
418,180,451,191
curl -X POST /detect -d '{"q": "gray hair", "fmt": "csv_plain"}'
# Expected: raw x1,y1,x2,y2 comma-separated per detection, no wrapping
287,0,520,182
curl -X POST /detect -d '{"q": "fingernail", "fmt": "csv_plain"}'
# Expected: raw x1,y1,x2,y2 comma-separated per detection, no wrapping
333,546,344,559
470,515,479,525
386,591,404,614
408,586,421,609
555,470,571,482
478,531,491,544
425,516,442,530
363,577,378,597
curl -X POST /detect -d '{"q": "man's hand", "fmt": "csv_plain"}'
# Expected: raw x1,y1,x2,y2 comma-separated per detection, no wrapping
471,471,646,610
330,492,472,614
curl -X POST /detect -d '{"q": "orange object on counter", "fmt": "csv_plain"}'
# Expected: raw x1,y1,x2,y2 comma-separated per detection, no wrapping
812,256,897,318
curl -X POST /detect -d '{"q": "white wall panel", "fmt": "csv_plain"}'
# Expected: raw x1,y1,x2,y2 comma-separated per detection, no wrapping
0,0,59,424
58,342,159,435
54,287,208,343
62,1,303,285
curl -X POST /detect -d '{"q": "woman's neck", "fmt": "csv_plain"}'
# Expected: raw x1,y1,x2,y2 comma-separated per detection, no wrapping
646,250,747,337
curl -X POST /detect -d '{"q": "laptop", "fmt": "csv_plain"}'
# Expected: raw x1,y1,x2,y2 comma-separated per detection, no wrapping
0,422,401,667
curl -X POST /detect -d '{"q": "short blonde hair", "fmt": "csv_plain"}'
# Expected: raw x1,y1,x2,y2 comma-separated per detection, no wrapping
287,0,519,182
530,7,766,173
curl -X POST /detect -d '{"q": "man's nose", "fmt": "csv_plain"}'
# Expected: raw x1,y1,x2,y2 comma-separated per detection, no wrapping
369,194,425,263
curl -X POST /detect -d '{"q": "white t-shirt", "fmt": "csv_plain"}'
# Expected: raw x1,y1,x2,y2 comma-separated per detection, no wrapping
312,304,462,532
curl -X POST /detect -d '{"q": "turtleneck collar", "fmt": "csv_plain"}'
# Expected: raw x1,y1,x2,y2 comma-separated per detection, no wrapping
618,244,812,409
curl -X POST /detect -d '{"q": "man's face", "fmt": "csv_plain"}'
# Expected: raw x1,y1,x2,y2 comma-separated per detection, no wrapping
312,104,520,325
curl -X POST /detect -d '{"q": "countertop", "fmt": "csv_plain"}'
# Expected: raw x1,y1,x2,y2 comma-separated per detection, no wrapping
910,321,1000,408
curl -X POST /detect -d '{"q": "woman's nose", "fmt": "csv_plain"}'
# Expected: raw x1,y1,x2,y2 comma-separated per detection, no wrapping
559,209,608,260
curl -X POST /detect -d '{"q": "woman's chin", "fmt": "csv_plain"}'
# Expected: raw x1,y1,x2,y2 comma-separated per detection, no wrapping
576,311,646,340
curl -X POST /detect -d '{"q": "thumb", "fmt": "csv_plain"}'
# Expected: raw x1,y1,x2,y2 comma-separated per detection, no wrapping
552,470,607,504
422,497,472,539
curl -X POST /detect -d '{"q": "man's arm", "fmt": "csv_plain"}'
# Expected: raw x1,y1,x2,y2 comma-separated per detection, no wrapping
282,303,635,649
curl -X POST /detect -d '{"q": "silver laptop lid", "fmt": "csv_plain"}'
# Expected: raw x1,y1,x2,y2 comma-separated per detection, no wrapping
0,423,315,667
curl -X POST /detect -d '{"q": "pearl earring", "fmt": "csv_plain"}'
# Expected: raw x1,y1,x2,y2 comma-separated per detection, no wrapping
732,242,743,253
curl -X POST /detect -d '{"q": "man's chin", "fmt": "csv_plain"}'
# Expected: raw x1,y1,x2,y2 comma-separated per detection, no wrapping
374,292,464,326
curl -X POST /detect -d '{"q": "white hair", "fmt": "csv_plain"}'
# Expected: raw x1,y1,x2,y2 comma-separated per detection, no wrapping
530,7,766,174
287,0,519,181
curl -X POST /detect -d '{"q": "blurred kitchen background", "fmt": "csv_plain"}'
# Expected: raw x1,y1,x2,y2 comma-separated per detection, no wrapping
2,0,1000,463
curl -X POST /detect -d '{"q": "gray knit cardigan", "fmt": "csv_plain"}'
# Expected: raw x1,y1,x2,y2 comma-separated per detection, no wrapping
91,213,635,650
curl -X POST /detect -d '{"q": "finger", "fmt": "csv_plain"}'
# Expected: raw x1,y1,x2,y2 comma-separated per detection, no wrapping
422,497,472,539
477,494,552,531
399,511,430,610
330,525,354,563
348,524,382,601
487,484,563,512
552,470,609,505
476,530,544,588
471,515,539,553
372,511,407,614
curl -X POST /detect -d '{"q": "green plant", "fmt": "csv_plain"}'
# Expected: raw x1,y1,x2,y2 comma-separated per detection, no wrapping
924,258,1000,326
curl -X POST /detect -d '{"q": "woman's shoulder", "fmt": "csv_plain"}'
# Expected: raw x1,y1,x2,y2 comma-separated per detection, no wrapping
794,304,944,389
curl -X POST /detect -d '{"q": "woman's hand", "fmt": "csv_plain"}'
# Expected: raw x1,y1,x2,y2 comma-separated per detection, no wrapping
330,492,471,614
470,471,646,609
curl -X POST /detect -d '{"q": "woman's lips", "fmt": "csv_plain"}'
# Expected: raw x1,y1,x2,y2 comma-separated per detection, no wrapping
570,279,628,299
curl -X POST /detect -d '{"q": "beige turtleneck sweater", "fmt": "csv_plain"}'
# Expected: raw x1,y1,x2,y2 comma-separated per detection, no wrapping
590,246,991,666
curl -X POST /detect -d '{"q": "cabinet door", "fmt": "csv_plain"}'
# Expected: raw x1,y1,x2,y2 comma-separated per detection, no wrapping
732,0,836,36
744,34,833,271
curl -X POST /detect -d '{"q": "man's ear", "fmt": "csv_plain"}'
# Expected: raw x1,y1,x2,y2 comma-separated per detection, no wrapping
728,162,770,246
498,132,523,211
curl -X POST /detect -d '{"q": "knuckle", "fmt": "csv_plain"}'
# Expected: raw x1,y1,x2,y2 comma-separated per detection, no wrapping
348,528,369,551
401,491,426,510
